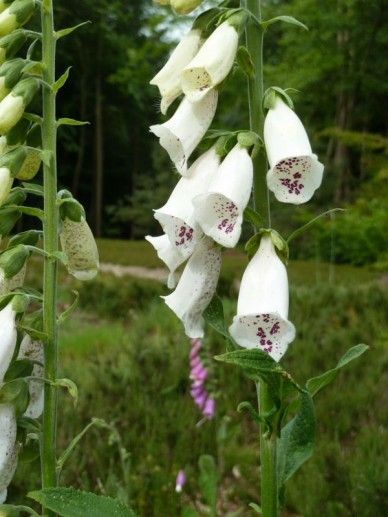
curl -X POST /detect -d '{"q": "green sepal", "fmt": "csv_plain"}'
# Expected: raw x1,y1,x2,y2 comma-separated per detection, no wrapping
237,130,261,152
0,243,29,278
192,8,220,36
0,30,27,60
243,206,263,229
0,58,25,89
4,187,27,206
0,378,30,416
263,86,294,110
52,66,71,93
306,344,369,397
0,146,27,177
214,134,236,157
220,8,249,34
3,358,34,382
8,229,40,247
245,228,289,262
9,0,36,26
57,117,89,127
236,46,255,78
11,292,29,313
11,76,40,105
6,117,30,146
58,191,85,222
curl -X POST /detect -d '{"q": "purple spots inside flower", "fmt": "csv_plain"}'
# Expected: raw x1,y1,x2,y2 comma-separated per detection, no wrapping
214,200,238,235
275,157,310,196
251,314,281,355
175,225,194,246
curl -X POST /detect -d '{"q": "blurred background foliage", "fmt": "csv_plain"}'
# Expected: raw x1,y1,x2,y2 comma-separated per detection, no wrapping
22,0,388,267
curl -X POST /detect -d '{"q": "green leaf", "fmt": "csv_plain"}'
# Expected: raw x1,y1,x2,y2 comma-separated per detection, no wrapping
249,503,262,514
3,359,34,382
28,488,137,517
277,392,315,486
262,15,308,31
21,182,44,196
203,295,237,351
57,118,90,127
236,46,255,78
243,207,263,230
198,455,218,511
0,379,29,415
58,290,79,326
53,67,71,93
55,21,92,40
286,208,345,243
215,348,303,396
306,344,369,397
0,505,39,516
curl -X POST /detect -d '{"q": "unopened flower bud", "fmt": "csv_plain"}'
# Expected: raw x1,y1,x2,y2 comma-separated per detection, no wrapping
171,0,203,14
0,0,35,37
15,123,41,180
0,77,39,133
60,217,99,281
0,58,25,101
0,146,27,178
0,165,12,205
0,1,13,14
0,244,29,283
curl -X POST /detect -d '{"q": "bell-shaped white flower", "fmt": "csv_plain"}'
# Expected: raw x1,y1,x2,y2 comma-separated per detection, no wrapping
181,20,239,102
145,234,186,289
0,303,17,383
150,29,203,115
18,336,44,419
163,237,221,338
264,96,324,204
0,403,17,504
150,89,218,176
0,165,12,206
193,143,253,248
229,235,295,362
154,146,221,262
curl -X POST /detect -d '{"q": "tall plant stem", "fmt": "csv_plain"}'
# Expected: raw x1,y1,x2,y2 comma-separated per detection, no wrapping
41,0,59,498
244,1,278,515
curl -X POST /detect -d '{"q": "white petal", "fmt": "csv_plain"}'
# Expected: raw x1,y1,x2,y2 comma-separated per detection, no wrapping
0,404,16,476
229,235,295,361
193,144,253,247
0,166,13,207
0,443,18,500
181,22,239,102
163,237,221,338
150,29,203,115
18,336,44,419
145,234,186,288
150,90,218,176
264,97,324,204
0,304,17,384
154,147,220,259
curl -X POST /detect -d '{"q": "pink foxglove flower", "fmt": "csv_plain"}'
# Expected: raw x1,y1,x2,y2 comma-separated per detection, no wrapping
264,96,324,204
18,335,44,419
0,403,17,504
0,302,17,383
163,237,221,338
193,143,253,248
150,28,203,115
181,20,239,102
229,235,295,361
189,338,216,420
154,147,220,260
175,469,186,493
145,234,186,289
150,90,218,176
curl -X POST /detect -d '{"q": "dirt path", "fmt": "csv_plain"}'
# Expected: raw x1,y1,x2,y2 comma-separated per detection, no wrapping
100,263,167,282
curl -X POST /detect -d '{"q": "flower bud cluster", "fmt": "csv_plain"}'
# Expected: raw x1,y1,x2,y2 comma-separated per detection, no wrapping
149,8,325,362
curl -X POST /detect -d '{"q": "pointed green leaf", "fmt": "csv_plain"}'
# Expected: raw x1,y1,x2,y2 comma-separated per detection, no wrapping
55,21,92,40
262,15,308,31
28,488,137,517
203,295,228,338
236,46,255,78
53,67,71,93
57,118,90,127
58,290,79,326
306,344,369,397
287,208,345,243
4,359,34,382
277,391,315,486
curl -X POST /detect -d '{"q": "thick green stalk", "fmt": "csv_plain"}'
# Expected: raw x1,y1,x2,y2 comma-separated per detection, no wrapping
244,1,278,515
41,0,59,497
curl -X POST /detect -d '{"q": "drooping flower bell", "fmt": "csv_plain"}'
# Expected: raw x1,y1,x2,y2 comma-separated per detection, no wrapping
150,28,203,114
0,0,35,37
181,14,244,102
189,338,216,421
0,146,29,205
154,146,221,260
0,30,26,66
145,235,186,289
229,234,296,362
18,335,44,419
264,95,324,204
0,403,17,504
0,243,29,296
0,302,17,383
150,89,218,176
163,237,221,338
0,76,39,134
193,143,253,248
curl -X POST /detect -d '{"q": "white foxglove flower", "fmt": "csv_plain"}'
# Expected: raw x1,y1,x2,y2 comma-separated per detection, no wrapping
163,237,221,338
181,21,239,102
0,77,39,134
150,89,218,176
0,165,12,206
0,303,17,383
0,403,17,504
18,336,44,419
145,234,186,289
0,0,35,37
171,0,203,14
150,29,203,115
193,143,253,248
154,146,220,261
229,235,295,362
264,96,324,204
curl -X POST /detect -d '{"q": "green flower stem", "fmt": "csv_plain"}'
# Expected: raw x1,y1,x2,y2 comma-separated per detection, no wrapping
243,1,278,515
41,0,59,503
